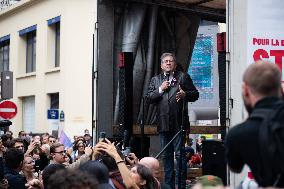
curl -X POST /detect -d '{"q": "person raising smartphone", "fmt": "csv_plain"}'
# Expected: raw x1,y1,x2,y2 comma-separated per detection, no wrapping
96,139,157,189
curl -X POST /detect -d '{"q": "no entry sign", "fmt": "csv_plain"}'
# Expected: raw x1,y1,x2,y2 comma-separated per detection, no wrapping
0,100,17,120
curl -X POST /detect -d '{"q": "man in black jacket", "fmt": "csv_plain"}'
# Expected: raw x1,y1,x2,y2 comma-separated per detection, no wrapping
225,61,284,187
146,53,199,189
4,148,26,189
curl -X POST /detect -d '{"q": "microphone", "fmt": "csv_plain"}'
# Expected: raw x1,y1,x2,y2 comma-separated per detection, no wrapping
164,72,171,92
166,72,170,81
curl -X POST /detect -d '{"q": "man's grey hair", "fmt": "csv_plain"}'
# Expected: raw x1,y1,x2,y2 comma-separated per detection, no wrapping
160,53,176,64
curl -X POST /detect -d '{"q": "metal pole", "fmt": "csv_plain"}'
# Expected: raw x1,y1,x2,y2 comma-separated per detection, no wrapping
155,129,182,159
178,99,186,189
140,97,145,157
92,21,99,145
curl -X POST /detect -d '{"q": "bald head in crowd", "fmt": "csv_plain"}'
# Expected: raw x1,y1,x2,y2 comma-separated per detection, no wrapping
242,61,282,113
139,157,160,179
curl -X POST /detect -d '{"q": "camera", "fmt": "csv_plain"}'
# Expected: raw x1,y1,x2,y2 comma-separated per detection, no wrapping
0,120,12,127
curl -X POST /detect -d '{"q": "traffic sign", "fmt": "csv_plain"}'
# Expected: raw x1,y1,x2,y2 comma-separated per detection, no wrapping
0,100,17,120
47,109,59,119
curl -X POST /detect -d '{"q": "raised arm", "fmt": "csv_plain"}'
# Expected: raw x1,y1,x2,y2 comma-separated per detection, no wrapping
96,140,139,189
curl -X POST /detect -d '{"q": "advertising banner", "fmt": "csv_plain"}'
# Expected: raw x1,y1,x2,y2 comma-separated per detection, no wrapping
247,0,284,80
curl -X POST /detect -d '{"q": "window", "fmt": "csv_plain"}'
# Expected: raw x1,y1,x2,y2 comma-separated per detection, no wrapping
26,31,36,73
55,22,60,67
0,35,10,72
19,25,37,73
50,93,59,109
22,96,35,132
48,93,59,137
47,16,60,68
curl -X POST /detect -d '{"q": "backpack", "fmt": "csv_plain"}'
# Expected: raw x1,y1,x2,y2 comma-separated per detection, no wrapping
250,100,284,186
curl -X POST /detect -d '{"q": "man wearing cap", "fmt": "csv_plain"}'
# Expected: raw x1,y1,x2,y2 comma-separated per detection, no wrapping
84,133,93,147
193,175,223,188
146,52,199,189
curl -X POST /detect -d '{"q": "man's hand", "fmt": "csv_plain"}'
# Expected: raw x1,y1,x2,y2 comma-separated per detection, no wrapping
66,148,73,156
160,81,170,91
27,141,36,151
0,179,8,189
176,85,186,102
92,144,103,160
25,141,37,157
125,153,139,166
95,139,122,161
84,147,93,156
26,179,43,189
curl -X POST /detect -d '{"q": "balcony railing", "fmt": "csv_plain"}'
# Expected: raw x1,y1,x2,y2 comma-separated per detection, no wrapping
0,0,20,11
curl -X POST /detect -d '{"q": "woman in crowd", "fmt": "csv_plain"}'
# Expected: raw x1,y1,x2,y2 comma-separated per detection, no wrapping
21,156,37,182
96,139,157,189
71,140,86,162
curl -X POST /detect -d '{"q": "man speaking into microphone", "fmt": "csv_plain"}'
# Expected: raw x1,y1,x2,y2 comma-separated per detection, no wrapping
146,53,199,189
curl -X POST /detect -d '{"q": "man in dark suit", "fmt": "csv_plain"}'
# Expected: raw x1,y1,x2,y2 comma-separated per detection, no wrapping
146,53,199,189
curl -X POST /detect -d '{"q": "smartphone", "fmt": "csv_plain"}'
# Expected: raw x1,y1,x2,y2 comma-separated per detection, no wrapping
34,159,40,174
123,147,131,157
99,132,106,142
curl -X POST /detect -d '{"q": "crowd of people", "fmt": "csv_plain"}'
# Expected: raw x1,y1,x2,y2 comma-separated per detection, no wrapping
0,129,180,189
185,136,203,168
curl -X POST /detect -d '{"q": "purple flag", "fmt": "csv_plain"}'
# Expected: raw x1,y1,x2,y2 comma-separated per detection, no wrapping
59,130,72,148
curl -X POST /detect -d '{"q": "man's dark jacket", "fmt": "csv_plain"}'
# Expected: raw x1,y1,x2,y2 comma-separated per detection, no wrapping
146,71,199,132
4,167,26,189
225,97,284,187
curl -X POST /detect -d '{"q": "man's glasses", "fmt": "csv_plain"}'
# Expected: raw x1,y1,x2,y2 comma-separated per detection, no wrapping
49,140,56,143
54,150,66,155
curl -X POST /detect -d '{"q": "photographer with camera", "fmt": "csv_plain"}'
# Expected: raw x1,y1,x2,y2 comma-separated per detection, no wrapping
92,139,127,189
23,139,49,172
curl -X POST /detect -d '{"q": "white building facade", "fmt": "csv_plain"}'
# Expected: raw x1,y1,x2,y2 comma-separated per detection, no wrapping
0,0,97,138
